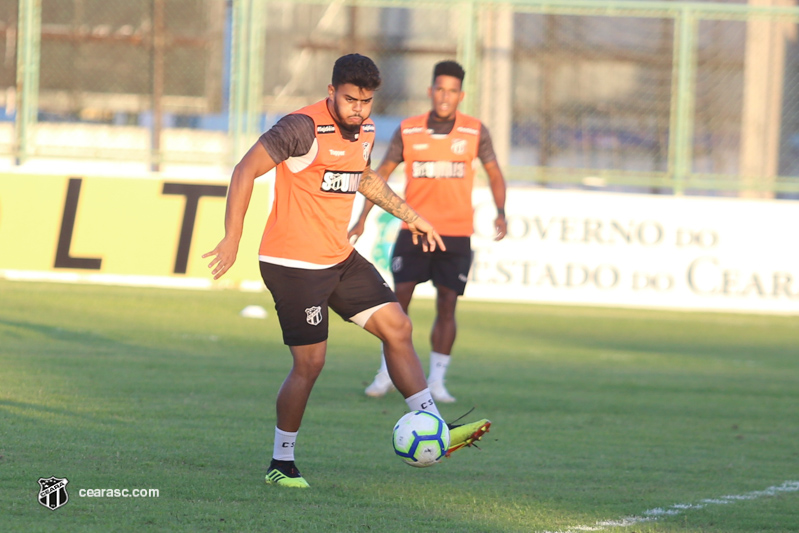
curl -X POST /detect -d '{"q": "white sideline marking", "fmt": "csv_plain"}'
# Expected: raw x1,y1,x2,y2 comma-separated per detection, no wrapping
540,481,799,533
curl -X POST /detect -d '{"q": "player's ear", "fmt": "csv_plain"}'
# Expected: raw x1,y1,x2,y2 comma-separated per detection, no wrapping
427,86,432,99
328,84,336,99
458,91,465,103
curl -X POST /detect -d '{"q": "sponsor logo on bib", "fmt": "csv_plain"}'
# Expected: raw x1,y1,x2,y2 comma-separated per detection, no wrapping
321,170,362,193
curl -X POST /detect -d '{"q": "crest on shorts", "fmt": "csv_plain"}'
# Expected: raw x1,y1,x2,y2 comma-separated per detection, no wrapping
392,256,403,273
305,306,322,326
38,476,69,511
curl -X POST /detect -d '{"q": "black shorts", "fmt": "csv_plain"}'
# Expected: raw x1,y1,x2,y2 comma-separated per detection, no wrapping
259,250,397,346
391,229,473,295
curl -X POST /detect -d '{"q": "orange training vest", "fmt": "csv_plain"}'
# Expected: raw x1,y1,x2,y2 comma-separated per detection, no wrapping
259,99,375,267
400,111,481,237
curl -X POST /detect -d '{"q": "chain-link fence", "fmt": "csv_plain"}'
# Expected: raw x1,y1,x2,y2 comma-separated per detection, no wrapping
2,0,799,196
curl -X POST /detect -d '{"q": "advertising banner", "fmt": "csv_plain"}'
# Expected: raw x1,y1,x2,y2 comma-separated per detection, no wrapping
2,172,797,314
353,188,799,314
0,173,271,289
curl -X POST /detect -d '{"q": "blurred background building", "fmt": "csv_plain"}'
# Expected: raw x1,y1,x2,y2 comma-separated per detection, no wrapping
1,0,798,197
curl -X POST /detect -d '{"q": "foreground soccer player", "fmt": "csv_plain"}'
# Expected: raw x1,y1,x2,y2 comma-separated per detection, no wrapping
204,54,490,488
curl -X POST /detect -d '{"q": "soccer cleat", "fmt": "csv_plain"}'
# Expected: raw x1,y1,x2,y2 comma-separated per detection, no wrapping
428,380,456,403
265,459,310,488
364,371,395,397
445,418,491,457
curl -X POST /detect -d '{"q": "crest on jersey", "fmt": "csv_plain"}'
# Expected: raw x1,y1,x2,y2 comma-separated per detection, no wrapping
451,139,466,155
305,306,322,326
38,476,69,511
362,142,371,161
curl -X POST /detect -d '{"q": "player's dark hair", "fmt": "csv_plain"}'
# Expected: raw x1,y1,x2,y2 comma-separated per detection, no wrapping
331,54,381,91
433,60,465,83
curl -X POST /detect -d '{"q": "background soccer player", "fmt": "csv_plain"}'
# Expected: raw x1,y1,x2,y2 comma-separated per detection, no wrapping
349,60,507,403
204,54,490,488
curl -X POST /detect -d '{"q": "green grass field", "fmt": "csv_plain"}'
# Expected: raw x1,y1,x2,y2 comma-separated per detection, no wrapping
1,279,798,532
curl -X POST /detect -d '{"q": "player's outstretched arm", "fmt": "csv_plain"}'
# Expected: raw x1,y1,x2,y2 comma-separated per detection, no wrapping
358,167,445,252
203,142,277,279
483,159,508,241
347,160,400,243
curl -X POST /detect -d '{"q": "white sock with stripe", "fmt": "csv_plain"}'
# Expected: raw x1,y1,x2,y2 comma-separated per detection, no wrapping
273,427,297,461
405,388,441,418
428,351,451,383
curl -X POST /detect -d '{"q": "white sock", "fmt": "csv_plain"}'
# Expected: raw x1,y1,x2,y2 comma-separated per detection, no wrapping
273,427,298,461
428,351,451,383
377,345,388,375
405,388,441,418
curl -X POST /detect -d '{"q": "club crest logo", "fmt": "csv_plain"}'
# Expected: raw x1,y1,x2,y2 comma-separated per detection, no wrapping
305,306,322,326
451,139,466,155
362,142,371,161
392,256,403,273
38,476,69,511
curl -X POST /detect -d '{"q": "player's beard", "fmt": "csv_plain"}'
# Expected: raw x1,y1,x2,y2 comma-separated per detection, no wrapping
333,100,364,134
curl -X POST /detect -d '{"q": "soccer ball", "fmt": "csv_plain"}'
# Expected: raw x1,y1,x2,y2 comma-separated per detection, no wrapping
392,410,450,468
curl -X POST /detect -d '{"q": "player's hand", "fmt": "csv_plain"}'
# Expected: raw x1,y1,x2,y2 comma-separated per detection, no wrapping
202,237,239,280
407,217,446,253
495,215,507,241
347,220,366,244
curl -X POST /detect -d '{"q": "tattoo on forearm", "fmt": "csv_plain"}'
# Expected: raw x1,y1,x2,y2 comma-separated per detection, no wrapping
359,169,419,223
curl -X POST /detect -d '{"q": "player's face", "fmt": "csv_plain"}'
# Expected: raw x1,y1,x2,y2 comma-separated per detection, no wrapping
328,83,374,133
429,75,464,121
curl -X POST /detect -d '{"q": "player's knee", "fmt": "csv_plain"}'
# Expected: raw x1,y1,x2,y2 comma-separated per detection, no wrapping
436,289,459,315
436,305,457,320
383,312,413,345
292,351,326,378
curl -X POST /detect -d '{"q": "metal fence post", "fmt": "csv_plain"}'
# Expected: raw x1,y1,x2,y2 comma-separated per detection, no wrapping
229,0,267,165
15,0,41,165
669,6,698,196
247,0,266,141
151,0,166,173
457,0,479,116
229,0,250,165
